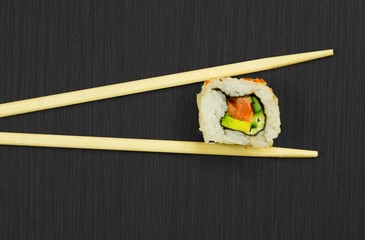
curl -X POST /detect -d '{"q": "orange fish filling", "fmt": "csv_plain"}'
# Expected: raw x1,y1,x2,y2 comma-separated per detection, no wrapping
226,96,254,122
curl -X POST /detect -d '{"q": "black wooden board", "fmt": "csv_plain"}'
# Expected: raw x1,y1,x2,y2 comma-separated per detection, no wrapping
0,0,364,239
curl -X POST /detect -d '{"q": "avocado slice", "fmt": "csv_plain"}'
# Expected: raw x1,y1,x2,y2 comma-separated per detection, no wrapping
221,114,251,134
251,96,262,113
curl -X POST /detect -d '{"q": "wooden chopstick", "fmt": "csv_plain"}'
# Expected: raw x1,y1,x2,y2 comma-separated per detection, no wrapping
0,49,333,118
0,132,318,158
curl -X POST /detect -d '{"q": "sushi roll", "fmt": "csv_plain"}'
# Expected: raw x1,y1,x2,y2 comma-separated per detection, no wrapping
197,77,281,147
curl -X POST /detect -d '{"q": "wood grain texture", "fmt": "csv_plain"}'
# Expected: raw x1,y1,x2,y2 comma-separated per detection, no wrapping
0,0,364,239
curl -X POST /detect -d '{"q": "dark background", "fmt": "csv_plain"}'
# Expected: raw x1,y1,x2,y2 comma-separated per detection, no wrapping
0,0,364,239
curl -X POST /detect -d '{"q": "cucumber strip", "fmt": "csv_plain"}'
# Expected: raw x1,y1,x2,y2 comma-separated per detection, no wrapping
251,96,262,113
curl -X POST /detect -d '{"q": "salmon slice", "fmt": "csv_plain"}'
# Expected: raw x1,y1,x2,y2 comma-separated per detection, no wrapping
226,96,254,122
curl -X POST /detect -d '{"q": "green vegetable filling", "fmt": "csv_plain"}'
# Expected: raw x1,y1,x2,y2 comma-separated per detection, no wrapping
251,96,262,113
221,95,266,136
221,114,251,134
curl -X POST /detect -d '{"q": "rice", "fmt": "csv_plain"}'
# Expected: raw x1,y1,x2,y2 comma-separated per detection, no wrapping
196,77,281,147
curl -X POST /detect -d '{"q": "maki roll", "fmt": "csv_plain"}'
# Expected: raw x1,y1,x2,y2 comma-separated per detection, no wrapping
197,77,281,147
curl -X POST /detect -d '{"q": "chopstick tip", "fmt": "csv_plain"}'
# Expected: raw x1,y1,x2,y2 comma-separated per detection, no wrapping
313,150,319,158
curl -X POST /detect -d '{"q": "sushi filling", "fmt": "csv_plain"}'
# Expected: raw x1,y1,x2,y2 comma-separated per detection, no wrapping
220,95,266,136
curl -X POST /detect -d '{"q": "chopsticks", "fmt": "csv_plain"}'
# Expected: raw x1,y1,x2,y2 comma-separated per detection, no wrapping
0,49,333,118
0,132,318,158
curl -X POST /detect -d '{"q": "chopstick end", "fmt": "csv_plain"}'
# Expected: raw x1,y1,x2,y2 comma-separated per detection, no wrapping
313,150,319,158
